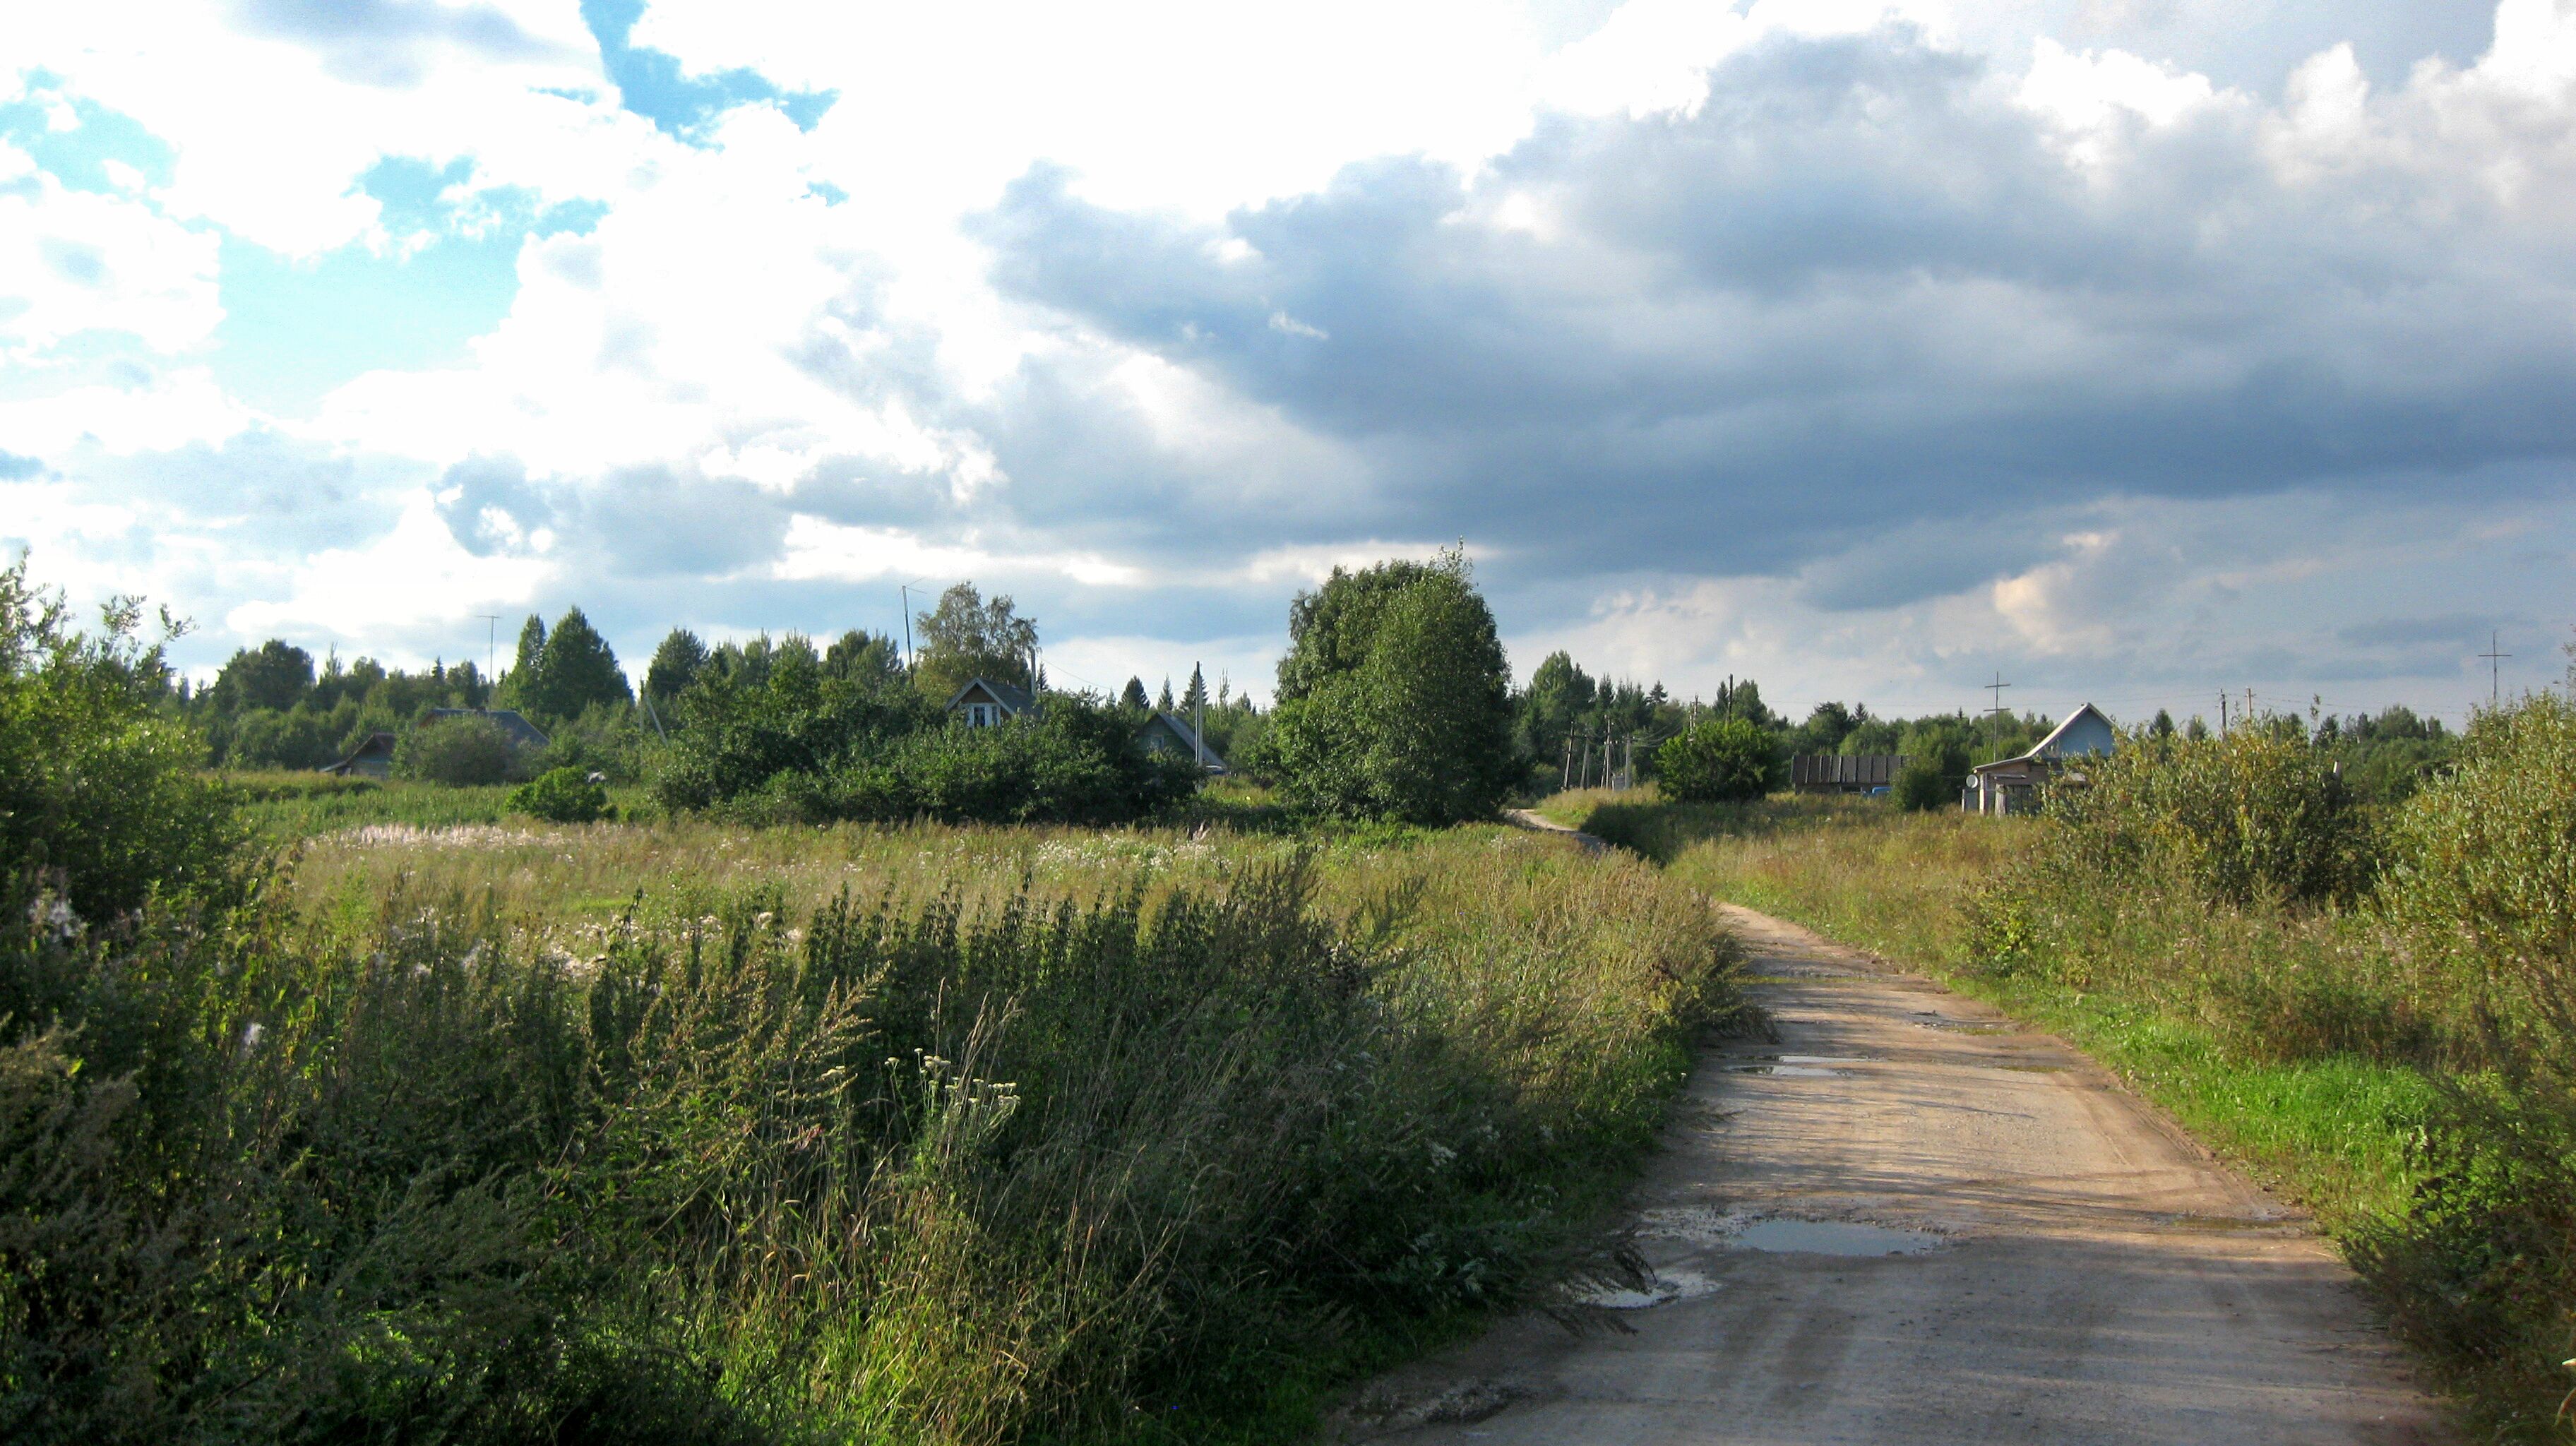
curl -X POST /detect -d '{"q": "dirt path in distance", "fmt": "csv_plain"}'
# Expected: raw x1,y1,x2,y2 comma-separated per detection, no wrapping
1333,904,2451,1445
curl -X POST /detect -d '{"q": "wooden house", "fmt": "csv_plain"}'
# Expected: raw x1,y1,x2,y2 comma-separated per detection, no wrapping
1967,703,2116,815
945,678,1035,727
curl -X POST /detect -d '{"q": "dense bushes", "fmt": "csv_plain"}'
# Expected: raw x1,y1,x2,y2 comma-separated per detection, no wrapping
2049,724,2376,905
0,829,1733,1442
508,767,612,823
393,713,530,786
653,650,1193,825
1655,718,1781,803
0,557,241,916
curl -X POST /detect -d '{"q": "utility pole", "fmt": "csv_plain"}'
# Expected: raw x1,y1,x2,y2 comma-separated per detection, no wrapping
1984,671,2012,758
474,614,501,707
899,579,931,670
2479,630,2510,705
2219,690,2229,735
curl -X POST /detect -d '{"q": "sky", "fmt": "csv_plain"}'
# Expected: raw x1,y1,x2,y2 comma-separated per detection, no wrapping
3,0,2570,728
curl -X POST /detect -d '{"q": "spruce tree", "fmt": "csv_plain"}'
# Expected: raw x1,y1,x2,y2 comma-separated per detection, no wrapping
1182,664,1207,713
527,607,631,721
1121,676,1150,710
1157,676,1174,712
645,628,710,701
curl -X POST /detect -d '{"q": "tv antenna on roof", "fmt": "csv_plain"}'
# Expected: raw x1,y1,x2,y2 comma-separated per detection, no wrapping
1984,671,2012,757
473,614,501,688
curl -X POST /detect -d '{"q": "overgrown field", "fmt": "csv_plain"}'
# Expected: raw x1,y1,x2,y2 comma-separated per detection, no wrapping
1546,710,2576,1443
1,817,1736,1445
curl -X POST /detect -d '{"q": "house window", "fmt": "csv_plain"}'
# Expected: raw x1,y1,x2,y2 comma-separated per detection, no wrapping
968,703,991,727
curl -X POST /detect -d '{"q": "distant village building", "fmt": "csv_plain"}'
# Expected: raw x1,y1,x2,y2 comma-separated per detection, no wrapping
319,708,551,778
322,731,398,779
946,678,1034,727
1967,703,2116,815
1791,753,1907,794
1138,710,1227,775
424,707,551,751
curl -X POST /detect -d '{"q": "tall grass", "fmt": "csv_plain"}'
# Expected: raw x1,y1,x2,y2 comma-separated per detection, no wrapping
0,823,1734,1444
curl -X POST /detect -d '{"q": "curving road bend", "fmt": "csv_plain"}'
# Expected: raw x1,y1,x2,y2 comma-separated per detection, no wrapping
1334,904,2451,1445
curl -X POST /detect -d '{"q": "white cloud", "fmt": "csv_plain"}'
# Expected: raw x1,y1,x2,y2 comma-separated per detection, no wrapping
0,141,222,357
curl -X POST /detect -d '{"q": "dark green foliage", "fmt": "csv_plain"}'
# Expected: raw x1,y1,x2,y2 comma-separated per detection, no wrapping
520,607,632,722
1120,676,1149,711
0,558,242,916
1181,664,1206,713
650,649,926,813
1656,719,1782,803
1894,755,1953,811
211,638,314,712
910,582,1037,702
508,767,612,823
393,715,529,787
821,628,900,688
1266,553,1517,824
643,627,708,702
534,702,652,784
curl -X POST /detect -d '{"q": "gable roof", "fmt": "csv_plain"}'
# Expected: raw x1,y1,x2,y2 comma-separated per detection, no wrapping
424,707,551,750
1138,710,1227,772
321,731,398,775
1973,702,2116,774
944,677,1034,715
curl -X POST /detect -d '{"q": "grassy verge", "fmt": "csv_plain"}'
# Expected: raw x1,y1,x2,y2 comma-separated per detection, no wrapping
1541,791,2565,1440
3,816,1736,1445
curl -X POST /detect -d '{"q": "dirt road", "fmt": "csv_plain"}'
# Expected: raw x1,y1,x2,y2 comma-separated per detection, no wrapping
1335,904,2450,1445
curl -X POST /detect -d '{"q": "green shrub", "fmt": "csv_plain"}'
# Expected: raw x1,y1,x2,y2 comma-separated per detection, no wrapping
392,715,527,787
507,767,612,823
1655,718,1781,803
2048,725,2375,906
1894,753,1953,811
0,556,243,916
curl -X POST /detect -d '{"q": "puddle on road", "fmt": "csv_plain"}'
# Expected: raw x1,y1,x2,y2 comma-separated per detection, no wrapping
1912,1014,2013,1035
1727,1053,1872,1077
1729,1219,1941,1257
1574,1267,1723,1309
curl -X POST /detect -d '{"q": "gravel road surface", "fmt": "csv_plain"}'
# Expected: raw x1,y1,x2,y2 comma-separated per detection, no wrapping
1333,902,2450,1445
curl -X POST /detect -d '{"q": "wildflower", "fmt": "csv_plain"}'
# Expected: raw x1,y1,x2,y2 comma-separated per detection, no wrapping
239,1022,266,1055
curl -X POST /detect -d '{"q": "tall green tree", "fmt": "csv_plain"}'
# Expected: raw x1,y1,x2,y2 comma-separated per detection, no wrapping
910,582,1037,701
1265,551,1516,824
822,629,901,688
1181,664,1207,714
499,615,545,710
213,639,314,713
524,607,631,721
643,628,708,702
1121,676,1150,711
1517,650,1594,758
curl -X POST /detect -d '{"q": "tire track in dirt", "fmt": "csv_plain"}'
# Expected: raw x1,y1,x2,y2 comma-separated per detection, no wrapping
1332,900,2451,1445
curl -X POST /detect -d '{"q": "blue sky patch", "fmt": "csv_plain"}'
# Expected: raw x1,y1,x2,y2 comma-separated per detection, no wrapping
0,80,177,195
211,174,607,416
580,0,837,141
